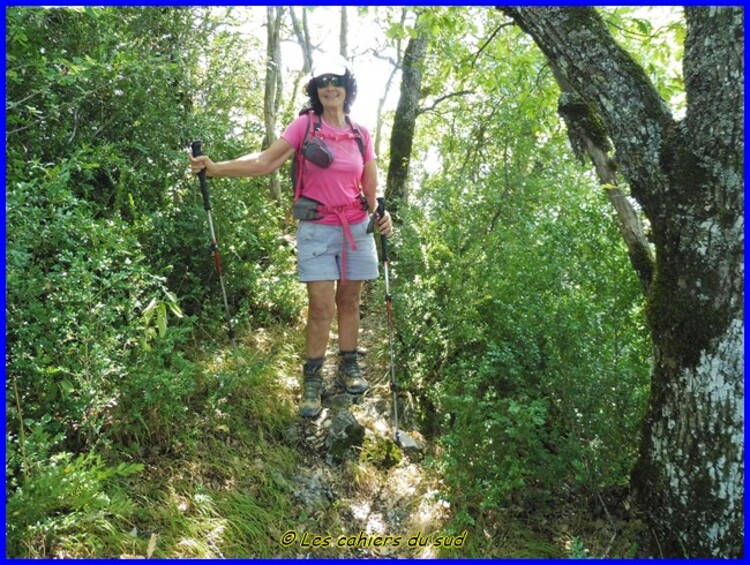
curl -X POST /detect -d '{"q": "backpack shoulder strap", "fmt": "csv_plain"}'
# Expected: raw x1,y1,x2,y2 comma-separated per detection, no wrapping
345,115,365,159
302,111,315,146
293,111,315,201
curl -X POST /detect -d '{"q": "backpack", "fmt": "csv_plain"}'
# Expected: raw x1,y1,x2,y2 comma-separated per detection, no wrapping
291,109,365,202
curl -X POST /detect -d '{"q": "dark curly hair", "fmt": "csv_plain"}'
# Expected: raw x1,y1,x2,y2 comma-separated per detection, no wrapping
304,70,358,115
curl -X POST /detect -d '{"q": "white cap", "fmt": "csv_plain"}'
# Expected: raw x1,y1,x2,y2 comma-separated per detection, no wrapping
311,53,350,78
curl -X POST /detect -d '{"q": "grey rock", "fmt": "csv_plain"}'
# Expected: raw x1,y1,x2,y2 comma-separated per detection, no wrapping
325,408,365,464
395,431,422,453
292,468,336,510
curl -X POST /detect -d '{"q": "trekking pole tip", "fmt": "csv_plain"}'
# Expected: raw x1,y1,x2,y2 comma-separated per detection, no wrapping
395,430,422,452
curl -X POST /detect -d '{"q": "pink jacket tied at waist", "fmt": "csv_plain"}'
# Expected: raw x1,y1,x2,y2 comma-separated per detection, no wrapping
316,197,367,284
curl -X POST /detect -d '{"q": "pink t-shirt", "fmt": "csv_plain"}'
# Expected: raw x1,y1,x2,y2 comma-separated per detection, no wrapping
282,112,376,226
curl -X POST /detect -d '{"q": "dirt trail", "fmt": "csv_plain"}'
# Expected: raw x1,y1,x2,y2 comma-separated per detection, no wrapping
281,287,454,558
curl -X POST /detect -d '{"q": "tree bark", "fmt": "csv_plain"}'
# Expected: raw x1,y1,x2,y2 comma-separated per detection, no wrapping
385,27,428,211
284,7,315,125
263,6,283,202
339,6,348,58
375,61,399,158
502,7,744,557
290,7,312,73
373,8,407,158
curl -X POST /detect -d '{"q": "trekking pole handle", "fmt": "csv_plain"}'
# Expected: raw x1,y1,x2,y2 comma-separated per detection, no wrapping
191,140,212,212
376,197,388,263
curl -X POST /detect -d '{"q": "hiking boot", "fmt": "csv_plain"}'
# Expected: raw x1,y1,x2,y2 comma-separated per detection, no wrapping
338,351,368,394
299,360,323,417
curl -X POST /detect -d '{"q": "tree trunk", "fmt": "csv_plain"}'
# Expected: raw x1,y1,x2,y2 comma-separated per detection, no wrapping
285,7,314,124
502,7,743,557
290,7,312,73
385,27,428,211
263,6,283,202
373,9,407,158
339,6,348,58
375,62,399,158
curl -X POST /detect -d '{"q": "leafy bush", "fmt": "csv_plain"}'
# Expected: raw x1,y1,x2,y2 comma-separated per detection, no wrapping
5,8,306,557
5,6,303,460
396,120,651,525
6,160,180,451
6,432,143,558
188,175,304,329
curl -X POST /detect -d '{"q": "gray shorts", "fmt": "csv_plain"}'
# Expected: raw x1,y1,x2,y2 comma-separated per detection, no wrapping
296,218,379,282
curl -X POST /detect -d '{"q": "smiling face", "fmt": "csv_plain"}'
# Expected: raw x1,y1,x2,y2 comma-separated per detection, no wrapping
316,74,346,111
305,69,357,115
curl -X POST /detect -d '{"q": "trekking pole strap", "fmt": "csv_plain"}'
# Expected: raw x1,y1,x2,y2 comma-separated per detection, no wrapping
191,140,212,212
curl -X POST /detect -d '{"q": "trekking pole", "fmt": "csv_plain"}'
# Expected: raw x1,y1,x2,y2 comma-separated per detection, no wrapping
191,140,237,349
377,197,402,445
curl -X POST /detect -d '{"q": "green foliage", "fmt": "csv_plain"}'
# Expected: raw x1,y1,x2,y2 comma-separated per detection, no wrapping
360,437,403,469
6,159,174,450
5,5,673,557
105,329,200,454
6,7,197,215
6,7,303,557
202,175,304,327
112,349,300,558
392,9,652,531
140,290,184,346
6,441,143,558
568,536,590,558
399,168,650,524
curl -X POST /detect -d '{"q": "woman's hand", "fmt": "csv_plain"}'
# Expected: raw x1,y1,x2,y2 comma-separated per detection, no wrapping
189,151,218,177
377,210,393,236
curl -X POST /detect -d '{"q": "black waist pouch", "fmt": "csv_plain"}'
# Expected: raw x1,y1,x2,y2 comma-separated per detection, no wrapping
292,196,323,220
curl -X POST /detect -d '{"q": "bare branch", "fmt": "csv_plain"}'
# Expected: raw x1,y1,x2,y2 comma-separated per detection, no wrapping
371,49,400,68
467,21,515,67
417,90,473,115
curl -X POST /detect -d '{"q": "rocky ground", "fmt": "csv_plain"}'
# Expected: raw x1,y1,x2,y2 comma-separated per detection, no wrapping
270,293,649,559
278,290,456,558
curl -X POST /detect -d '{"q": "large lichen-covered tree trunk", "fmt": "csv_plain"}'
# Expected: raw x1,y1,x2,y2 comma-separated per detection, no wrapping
502,7,743,557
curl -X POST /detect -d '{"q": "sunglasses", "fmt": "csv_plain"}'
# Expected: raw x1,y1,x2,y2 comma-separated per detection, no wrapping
316,75,345,89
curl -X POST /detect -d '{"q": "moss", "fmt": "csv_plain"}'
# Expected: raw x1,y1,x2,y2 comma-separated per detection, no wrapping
645,254,728,370
557,92,612,159
644,117,738,369
630,241,655,292
360,436,402,469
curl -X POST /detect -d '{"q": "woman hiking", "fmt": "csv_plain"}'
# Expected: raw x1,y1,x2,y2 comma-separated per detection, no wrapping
189,53,392,418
